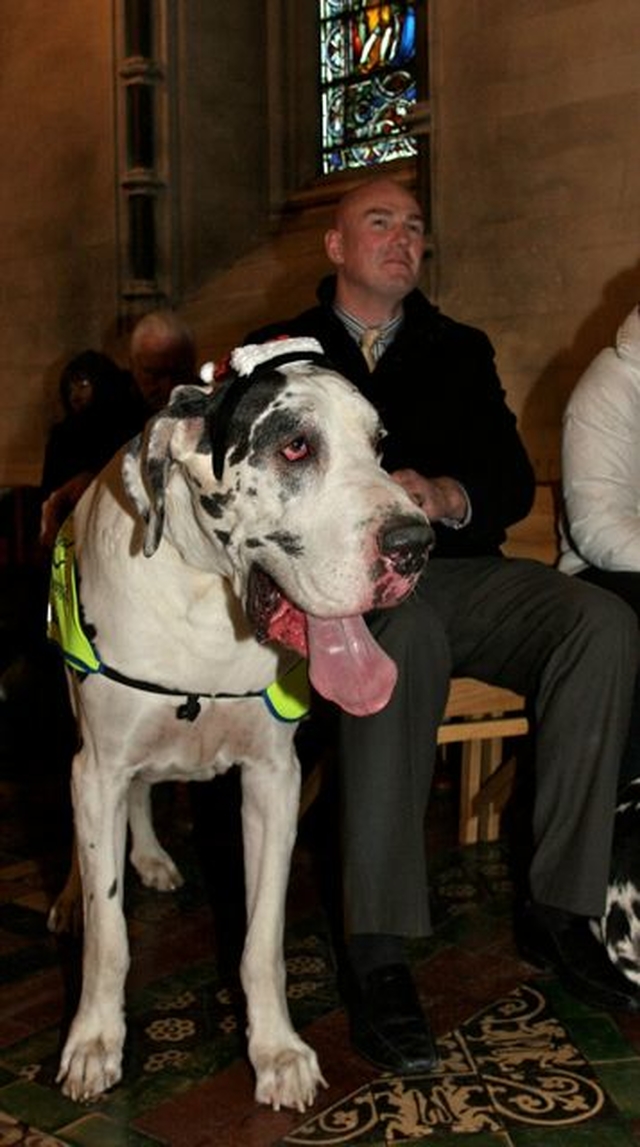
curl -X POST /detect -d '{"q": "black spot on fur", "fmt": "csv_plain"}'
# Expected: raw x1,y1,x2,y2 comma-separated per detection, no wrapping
200,491,234,519
220,372,290,473
162,389,211,456
168,385,209,422
215,530,231,546
264,531,304,556
605,902,631,946
245,538,264,549
633,899,640,922
107,879,118,899
147,456,165,502
616,955,639,974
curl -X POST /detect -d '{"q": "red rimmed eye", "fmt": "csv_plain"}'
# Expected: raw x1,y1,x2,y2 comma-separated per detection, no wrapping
282,437,310,462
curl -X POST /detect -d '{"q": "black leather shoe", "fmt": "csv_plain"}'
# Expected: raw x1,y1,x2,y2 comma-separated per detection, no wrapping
345,962,438,1073
516,901,640,1013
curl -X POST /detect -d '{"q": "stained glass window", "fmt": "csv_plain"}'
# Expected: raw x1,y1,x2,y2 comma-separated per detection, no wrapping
319,1,420,174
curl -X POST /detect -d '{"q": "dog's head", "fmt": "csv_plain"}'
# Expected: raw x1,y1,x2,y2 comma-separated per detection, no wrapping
122,337,433,715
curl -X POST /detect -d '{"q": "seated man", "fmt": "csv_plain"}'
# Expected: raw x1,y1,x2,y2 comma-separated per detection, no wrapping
245,176,640,1073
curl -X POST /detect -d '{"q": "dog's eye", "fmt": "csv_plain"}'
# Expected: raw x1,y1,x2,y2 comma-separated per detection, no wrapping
281,437,310,462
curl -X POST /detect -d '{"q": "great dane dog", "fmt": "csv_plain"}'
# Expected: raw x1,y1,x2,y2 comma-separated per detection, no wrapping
47,337,432,1112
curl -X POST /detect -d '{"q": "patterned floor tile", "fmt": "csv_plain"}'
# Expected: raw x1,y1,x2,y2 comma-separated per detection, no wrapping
276,982,622,1145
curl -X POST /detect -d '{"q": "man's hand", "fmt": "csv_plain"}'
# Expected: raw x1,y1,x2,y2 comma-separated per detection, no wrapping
391,469,468,525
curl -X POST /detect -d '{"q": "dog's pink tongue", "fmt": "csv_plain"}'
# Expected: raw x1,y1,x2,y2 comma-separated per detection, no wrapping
306,614,398,716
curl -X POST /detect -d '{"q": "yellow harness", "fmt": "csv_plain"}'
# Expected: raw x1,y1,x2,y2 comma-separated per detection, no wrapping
48,518,310,724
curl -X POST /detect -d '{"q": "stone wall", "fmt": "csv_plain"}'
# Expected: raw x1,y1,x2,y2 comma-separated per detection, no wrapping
0,1,118,486
0,1,271,489
2,1,639,491
433,0,640,479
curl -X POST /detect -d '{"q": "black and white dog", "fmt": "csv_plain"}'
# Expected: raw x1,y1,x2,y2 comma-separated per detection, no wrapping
594,779,640,985
47,336,432,1112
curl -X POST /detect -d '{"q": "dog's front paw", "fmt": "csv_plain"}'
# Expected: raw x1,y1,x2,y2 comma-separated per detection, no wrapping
253,1038,327,1112
57,1020,125,1102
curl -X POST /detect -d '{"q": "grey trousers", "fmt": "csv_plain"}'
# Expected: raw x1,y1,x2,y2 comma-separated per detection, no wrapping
338,556,639,937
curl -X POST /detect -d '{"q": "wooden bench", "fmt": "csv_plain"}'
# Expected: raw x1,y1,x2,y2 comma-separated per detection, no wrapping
437,678,528,844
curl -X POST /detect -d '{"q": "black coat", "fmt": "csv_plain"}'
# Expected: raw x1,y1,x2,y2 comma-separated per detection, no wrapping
247,276,535,558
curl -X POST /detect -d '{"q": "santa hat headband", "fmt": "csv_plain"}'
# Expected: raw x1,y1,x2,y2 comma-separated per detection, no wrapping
230,336,328,378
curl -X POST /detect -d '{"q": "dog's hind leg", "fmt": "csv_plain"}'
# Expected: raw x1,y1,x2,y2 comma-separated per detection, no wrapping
48,778,183,936
48,836,84,935
56,750,130,1102
128,777,184,891
240,733,327,1112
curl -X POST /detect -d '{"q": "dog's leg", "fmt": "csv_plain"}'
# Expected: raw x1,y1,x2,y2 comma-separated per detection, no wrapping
240,739,326,1112
128,777,184,891
56,750,130,1101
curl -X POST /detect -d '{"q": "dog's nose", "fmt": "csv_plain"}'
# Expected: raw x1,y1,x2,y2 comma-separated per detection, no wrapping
379,517,434,576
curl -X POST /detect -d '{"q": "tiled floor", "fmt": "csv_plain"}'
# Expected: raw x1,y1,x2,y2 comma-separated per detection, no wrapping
2,565,640,1146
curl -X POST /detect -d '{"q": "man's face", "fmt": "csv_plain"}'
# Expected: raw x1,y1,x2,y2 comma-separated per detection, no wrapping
325,180,425,308
132,340,194,412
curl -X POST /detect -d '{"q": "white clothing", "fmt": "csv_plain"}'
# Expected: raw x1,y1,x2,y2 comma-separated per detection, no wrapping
560,306,640,575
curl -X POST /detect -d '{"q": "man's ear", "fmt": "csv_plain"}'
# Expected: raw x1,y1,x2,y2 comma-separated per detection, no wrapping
324,227,344,267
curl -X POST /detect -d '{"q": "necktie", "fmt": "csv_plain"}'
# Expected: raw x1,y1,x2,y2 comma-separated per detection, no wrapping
360,327,382,371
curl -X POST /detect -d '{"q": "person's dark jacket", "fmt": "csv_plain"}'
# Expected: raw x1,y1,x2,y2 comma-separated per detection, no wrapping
246,276,535,558
41,354,135,500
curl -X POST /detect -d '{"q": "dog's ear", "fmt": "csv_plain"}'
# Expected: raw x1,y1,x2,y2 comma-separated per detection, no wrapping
122,384,212,557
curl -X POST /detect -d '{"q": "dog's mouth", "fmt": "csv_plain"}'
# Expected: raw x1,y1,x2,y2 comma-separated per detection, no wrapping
246,565,397,717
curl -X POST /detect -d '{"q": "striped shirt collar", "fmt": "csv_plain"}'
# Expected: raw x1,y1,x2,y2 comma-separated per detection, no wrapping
333,304,403,361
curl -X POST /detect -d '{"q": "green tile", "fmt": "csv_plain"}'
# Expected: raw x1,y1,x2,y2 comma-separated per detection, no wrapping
538,979,607,1023
565,1015,638,1064
0,1078,80,1131
594,1058,640,1118
511,1117,637,1144
60,1112,167,1146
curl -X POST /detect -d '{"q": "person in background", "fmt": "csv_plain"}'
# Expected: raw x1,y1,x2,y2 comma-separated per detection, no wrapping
560,303,640,789
127,308,197,417
244,176,640,1074
39,310,198,548
1,348,129,725
40,349,130,505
